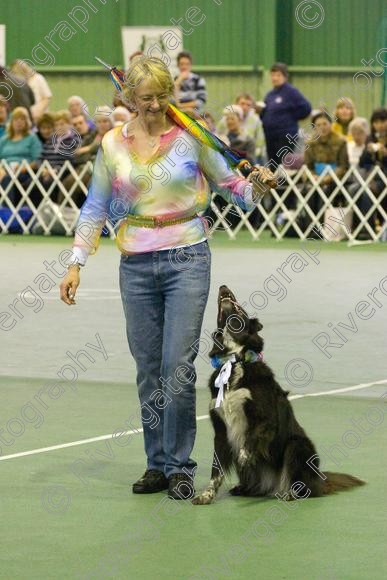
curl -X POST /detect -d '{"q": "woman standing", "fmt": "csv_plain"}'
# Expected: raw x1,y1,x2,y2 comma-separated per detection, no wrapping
60,57,269,500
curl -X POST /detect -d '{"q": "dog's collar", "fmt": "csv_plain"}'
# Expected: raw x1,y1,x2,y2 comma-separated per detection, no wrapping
210,349,263,370
212,350,264,409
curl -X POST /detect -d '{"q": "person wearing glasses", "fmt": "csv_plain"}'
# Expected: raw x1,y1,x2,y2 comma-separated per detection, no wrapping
60,56,270,501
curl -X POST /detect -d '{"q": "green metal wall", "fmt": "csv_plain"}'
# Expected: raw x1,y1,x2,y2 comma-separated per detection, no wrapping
0,0,384,118
0,0,265,67
0,0,384,68
288,0,387,67
0,0,122,66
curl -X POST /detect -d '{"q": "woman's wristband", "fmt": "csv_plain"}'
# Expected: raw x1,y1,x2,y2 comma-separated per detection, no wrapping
66,263,82,271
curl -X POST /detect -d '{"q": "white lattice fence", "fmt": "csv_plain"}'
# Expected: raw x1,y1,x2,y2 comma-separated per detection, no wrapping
0,161,386,243
207,165,387,243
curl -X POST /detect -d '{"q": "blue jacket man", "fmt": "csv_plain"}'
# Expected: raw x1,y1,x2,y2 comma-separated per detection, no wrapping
261,62,311,169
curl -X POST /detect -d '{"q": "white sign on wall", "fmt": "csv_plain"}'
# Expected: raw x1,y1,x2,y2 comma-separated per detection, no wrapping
121,26,183,78
0,25,5,66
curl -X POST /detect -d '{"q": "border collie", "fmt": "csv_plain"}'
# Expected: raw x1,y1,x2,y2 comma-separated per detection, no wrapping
192,285,365,505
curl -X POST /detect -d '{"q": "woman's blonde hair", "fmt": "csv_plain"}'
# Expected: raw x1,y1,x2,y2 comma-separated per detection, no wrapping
334,97,356,119
7,107,31,139
123,56,174,105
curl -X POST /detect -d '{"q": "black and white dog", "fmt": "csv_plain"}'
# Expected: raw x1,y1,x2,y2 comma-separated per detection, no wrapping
192,285,365,505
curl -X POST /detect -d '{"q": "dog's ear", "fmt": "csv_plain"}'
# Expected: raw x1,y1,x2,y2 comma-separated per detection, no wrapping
249,318,263,334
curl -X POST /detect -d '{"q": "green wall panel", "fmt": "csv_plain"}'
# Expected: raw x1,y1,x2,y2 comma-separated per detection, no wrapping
0,0,122,67
0,0,384,116
290,0,386,67
118,0,263,66
0,0,384,68
0,0,266,67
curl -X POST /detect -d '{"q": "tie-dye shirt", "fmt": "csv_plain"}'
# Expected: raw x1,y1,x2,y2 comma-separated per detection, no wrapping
71,121,257,264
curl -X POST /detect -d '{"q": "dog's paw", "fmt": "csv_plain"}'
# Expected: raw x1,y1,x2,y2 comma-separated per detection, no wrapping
192,491,215,505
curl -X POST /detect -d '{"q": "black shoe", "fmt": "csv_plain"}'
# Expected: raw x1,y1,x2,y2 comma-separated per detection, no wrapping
132,469,169,494
168,473,195,500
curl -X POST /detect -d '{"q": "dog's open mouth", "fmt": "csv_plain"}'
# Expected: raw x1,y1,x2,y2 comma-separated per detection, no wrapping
218,285,248,321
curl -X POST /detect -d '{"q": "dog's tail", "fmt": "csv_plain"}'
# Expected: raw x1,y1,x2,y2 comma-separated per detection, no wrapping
322,471,366,495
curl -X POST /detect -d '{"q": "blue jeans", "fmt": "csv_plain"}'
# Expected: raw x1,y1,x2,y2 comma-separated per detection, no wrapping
119,240,211,478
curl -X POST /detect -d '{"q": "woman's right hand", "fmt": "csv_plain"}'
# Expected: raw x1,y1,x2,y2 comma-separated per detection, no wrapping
248,166,277,194
60,265,80,305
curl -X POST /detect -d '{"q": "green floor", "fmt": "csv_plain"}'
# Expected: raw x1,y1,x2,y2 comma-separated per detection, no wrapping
0,381,386,580
2,229,387,251
1,234,387,579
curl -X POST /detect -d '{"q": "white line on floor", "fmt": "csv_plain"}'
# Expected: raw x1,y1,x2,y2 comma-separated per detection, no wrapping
1,381,386,463
289,378,387,400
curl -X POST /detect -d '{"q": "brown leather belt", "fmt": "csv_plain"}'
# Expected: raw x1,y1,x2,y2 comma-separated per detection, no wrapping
125,213,198,228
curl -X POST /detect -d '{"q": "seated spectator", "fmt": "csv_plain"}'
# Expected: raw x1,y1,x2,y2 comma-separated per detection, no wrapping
222,105,256,165
367,107,387,144
204,105,258,231
75,106,114,158
359,108,387,178
30,112,66,206
10,60,52,122
61,114,96,206
347,117,369,166
0,107,42,206
68,95,86,117
37,113,69,169
174,51,207,113
0,106,42,166
46,110,82,205
305,111,349,176
53,110,79,161
71,114,97,165
93,107,115,140
112,106,135,127
0,97,8,138
357,108,387,232
67,95,95,130
217,93,265,163
303,111,349,215
345,118,371,228
332,97,356,141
